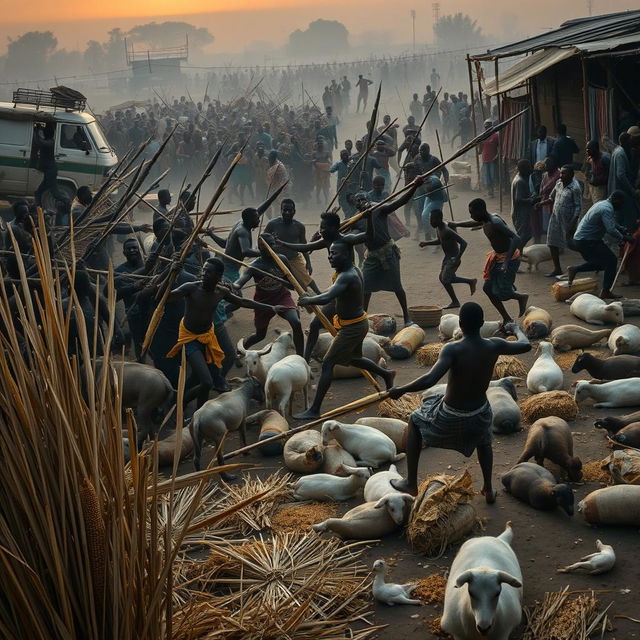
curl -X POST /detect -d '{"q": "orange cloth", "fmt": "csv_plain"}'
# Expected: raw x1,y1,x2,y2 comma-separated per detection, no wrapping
482,248,521,281
166,319,224,367
332,312,368,330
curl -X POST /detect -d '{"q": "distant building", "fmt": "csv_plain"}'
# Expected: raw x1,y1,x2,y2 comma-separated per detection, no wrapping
126,39,188,88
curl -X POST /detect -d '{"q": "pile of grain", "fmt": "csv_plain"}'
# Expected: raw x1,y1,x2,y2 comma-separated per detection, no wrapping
553,349,601,371
520,391,578,423
581,460,612,485
416,343,445,367
270,502,337,533
493,355,528,379
425,616,451,638
379,393,422,421
414,573,447,604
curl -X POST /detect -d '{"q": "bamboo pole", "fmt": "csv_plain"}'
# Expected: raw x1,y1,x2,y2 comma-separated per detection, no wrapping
205,244,289,287
259,237,381,392
466,54,482,191
222,391,389,460
436,130,455,221
359,85,382,190
495,58,504,214
611,243,631,291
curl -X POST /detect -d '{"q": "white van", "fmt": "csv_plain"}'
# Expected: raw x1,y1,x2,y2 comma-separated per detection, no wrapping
0,88,118,209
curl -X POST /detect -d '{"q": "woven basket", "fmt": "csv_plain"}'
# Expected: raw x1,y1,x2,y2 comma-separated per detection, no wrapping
409,306,443,328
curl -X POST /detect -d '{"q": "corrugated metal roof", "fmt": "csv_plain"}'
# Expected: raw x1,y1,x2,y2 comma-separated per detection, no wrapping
482,48,576,96
476,10,640,59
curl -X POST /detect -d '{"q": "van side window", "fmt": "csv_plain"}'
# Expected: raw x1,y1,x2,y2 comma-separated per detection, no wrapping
3,121,30,146
60,124,91,151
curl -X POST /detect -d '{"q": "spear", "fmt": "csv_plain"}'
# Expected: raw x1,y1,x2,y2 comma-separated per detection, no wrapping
204,245,290,287
141,149,244,355
259,237,381,392
436,129,455,221
359,84,381,190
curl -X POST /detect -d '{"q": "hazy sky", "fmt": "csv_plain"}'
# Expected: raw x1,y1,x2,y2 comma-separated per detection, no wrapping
3,1,639,55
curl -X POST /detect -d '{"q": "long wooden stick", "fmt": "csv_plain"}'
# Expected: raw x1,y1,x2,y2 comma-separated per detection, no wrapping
259,237,381,392
205,245,289,286
359,84,381,190
222,391,389,460
436,130,455,222
611,243,631,291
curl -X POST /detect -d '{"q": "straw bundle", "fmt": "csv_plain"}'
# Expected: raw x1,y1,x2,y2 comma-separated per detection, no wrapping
414,573,447,604
553,349,601,371
426,616,450,638
416,343,445,367
379,393,422,421
519,391,578,423
523,587,609,640
270,502,338,533
581,460,612,485
493,355,528,379
407,470,480,557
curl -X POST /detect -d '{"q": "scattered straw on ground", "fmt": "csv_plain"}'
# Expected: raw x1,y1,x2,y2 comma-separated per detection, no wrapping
493,355,528,379
379,393,422,421
416,344,445,367
581,460,612,485
554,349,602,371
270,502,337,533
414,573,447,604
520,391,578,423
425,616,451,638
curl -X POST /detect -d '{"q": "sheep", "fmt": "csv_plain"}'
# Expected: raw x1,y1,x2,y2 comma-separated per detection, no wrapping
572,352,640,381
441,522,522,640
363,464,403,502
311,332,387,378
265,354,310,416
487,378,521,434
526,341,563,394
452,320,502,341
312,492,414,539
147,427,194,467
236,332,293,384
608,324,640,355
569,293,624,326
595,409,640,433
191,377,264,476
322,442,357,475
521,244,552,271
355,417,408,451
371,559,421,606
292,464,370,501
574,377,640,408
557,540,615,575
550,324,611,352
284,430,324,473
321,420,405,468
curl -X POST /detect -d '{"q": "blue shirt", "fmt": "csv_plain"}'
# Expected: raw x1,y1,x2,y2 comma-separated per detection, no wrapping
574,200,623,242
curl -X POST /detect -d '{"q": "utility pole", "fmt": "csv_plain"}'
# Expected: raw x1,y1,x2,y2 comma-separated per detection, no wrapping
411,9,416,55
432,2,441,42
586,0,593,15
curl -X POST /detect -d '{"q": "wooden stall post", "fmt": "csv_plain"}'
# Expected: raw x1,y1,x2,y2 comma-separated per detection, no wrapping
466,54,482,191
495,57,503,214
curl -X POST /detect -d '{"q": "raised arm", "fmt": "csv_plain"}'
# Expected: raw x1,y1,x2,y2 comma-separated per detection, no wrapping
450,219,482,229
221,286,284,313
278,237,326,253
388,343,455,397
492,323,531,355
377,178,422,216
166,281,195,302
298,277,349,307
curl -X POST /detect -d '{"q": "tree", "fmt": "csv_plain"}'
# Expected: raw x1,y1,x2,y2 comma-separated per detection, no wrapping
287,19,349,58
84,41,105,73
126,21,214,54
433,13,484,50
4,31,58,79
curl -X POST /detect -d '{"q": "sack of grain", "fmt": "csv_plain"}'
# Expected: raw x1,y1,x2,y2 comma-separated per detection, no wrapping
519,391,578,423
407,469,479,556
368,313,397,335
388,325,426,360
551,277,598,302
604,449,640,485
578,484,640,525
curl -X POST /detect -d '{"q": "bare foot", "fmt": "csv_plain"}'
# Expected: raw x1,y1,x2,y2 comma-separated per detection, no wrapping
391,478,418,496
293,409,321,420
469,278,477,295
443,301,460,309
382,369,397,391
517,294,529,317
481,487,498,504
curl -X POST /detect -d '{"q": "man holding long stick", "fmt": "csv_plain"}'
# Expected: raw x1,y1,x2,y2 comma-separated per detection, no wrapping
293,240,396,420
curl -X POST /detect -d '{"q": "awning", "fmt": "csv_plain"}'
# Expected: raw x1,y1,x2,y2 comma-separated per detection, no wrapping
483,48,576,96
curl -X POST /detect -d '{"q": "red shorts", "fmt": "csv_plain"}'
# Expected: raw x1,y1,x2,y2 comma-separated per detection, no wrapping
254,287,295,330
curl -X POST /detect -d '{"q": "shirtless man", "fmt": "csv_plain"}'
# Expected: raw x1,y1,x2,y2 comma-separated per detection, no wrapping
356,75,373,113
293,240,396,420
277,210,370,361
389,302,531,500
265,199,320,293
165,257,287,410
450,198,528,323
420,209,476,308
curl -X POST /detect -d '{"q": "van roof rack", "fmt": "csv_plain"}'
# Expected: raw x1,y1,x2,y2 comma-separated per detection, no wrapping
12,87,87,112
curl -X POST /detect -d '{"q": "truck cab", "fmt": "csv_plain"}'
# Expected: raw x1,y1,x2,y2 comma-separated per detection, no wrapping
0,88,118,209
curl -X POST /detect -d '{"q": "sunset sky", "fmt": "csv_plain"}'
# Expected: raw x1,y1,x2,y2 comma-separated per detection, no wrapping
3,1,639,55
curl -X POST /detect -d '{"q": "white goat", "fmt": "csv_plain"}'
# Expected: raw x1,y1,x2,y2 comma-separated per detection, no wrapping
441,522,522,640
265,354,310,416
293,465,370,501
237,332,293,384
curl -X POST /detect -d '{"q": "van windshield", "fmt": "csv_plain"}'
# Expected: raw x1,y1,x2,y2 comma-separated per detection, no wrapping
87,121,112,153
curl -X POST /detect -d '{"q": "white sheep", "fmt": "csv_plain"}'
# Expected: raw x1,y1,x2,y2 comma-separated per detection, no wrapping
237,332,293,384
526,341,563,394
608,324,640,355
293,464,370,501
441,522,523,640
363,464,403,502
265,354,310,416
557,540,615,575
569,294,624,326
313,492,414,539
574,377,640,408
321,420,405,468
371,559,422,606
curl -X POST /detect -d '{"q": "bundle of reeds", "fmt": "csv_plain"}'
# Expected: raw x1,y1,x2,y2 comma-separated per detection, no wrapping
378,393,422,421
416,343,445,367
519,391,579,423
493,355,528,379
523,587,611,640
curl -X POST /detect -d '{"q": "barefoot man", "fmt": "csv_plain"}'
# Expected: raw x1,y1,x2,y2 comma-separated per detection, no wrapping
293,240,396,420
420,208,477,309
389,302,531,501
451,198,528,323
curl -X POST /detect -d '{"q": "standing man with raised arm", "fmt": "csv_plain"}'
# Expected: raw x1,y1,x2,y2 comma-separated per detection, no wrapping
355,75,373,113
450,198,529,324
389,302,531,500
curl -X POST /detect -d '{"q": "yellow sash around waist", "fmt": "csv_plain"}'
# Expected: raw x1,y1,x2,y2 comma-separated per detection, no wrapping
332,312,368,330
166,319,224,367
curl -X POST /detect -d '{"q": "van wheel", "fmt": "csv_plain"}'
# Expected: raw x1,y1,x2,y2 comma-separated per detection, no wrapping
42,182,76,211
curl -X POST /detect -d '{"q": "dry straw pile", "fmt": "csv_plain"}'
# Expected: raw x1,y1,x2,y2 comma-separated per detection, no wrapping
581,460,612,485
519,391,578,423
416,343,445,367
493,355,528,379
271,502,338,533
379,393,422,421
414,573,448,604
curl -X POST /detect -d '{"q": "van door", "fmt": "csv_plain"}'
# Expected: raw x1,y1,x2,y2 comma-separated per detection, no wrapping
56,123,94,188
0,119,32,195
